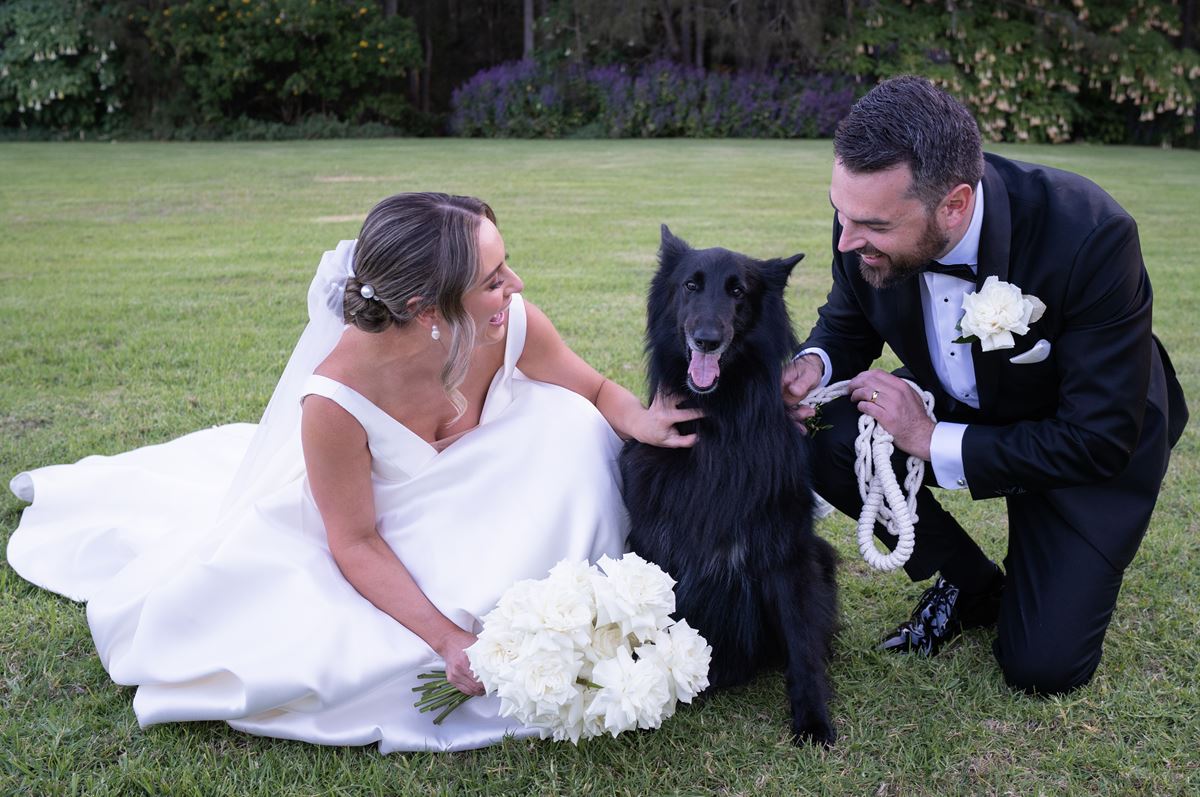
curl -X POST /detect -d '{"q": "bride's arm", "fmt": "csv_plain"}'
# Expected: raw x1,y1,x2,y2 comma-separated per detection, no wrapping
517,299,702,448
300,397,483,696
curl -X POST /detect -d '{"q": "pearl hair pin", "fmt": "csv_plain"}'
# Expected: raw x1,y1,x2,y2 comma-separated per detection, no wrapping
360,284,376,299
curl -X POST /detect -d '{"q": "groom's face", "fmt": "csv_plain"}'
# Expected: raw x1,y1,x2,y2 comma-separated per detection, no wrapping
829,160,949,290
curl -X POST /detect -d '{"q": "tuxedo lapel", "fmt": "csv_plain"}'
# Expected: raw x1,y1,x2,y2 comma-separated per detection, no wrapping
971,162,1013,412
976,163,1012,286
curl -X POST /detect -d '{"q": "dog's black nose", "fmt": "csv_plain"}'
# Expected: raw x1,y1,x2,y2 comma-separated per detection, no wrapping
691,328,723,352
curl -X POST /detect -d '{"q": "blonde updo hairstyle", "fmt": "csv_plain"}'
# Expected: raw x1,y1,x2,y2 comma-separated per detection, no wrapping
344,192,496,416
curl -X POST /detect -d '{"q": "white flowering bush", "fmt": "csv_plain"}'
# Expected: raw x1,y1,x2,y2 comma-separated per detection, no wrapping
413,553,711,744
0,0,121,131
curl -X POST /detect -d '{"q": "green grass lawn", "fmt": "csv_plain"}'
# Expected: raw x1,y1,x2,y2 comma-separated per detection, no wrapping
1,139,1197,796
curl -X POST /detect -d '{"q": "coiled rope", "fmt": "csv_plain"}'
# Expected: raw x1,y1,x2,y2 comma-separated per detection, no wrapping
801,379,936,572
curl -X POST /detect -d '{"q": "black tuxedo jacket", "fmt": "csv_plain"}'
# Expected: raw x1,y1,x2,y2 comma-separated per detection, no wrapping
802,152,1187,501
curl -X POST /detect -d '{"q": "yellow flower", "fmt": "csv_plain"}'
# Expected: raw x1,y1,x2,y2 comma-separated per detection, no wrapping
359,40,368,48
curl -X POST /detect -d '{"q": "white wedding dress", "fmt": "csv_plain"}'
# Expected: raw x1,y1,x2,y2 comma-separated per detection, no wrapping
7,246,629,753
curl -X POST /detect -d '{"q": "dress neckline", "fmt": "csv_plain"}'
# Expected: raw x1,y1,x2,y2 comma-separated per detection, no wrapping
305,374,441,454
302,293,528,457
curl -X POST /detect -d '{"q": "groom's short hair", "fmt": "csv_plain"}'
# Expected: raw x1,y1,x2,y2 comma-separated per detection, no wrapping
834,75,984,211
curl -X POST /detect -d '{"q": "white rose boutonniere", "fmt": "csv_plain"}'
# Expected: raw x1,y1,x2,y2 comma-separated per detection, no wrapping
954,275,1047,352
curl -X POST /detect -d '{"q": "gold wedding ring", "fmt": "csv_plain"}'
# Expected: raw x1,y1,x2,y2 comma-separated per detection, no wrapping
870,390,880,403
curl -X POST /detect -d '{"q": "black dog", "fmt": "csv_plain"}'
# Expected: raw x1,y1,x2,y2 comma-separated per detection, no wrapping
619,225,838,746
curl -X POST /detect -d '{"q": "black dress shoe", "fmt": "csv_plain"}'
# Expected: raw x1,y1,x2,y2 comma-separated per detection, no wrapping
879,571,1004,656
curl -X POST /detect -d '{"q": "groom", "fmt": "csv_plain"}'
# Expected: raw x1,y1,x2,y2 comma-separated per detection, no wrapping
784,75,1188,694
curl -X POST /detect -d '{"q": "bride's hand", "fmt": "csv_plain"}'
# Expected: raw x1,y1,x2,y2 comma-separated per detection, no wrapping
435,628,485,696
634,390,705,448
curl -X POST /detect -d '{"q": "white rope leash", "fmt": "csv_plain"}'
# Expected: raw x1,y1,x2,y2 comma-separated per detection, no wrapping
802,379,936,572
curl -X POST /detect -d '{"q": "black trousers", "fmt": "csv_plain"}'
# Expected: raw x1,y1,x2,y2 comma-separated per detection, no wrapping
810,394,1172,695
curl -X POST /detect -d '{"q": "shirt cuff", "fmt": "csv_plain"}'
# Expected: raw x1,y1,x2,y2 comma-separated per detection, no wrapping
793,348,832,389
930,422,969,490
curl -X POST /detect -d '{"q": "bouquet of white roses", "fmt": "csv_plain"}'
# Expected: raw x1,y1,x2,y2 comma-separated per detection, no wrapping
413,553,711,743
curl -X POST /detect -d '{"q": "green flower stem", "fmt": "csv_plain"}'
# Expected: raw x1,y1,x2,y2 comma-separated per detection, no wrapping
415,686,463,708
413,672,476,723
432,695,472,725
413,681,458,696
416,690,462,709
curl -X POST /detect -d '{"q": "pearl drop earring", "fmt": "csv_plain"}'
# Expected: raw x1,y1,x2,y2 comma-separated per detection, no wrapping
431,324,441,341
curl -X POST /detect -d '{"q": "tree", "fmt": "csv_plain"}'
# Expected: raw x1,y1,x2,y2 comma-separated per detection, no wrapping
524,0,535,59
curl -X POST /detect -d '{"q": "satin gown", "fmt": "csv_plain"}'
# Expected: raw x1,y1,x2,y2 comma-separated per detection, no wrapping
7,294,630,752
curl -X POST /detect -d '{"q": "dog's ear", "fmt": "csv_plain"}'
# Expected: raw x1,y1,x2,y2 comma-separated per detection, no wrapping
760,252,804,291
658,224,691,269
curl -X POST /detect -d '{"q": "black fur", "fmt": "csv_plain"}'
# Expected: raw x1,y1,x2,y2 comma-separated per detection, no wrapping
620,225,839,746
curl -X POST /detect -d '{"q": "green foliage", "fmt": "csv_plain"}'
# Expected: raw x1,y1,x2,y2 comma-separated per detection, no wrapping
837,0,1200,145
138,0,421,126
4,0,1199,144
0,0,122,131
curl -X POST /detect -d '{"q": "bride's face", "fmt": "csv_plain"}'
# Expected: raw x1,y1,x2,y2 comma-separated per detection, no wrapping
463,218,523,347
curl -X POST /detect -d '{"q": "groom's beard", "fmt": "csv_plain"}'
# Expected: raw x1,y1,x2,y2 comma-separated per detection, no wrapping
856,216,950,290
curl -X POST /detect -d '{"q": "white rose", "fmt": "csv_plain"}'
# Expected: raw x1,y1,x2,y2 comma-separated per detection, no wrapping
629,643,676,722
494,678,532,723
533,580,595,647
586,646,673,735
652,620,712,702
491,581,572,647
579,622,633,683
486,578,542,627
550,690,588,744
958,276,1046,352
466,627,523,691
546,558,600,595
594,553,677,642
512,646,584,712
587,622,631,662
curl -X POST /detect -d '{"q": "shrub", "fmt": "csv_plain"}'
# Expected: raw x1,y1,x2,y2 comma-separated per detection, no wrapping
449,60,563,137
0,0,122,132
450,59,857,139
837,0,1200,145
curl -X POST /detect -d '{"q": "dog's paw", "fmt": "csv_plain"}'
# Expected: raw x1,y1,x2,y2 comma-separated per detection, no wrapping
791,716,836,747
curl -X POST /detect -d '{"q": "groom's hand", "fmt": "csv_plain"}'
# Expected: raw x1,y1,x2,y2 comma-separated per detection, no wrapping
783,354,823,431
848,370,934,461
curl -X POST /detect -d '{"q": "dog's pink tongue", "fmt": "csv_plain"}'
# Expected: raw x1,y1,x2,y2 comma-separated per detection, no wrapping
688,350,720,388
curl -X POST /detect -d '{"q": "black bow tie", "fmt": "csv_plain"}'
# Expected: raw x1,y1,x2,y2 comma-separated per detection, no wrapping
925,261,976,281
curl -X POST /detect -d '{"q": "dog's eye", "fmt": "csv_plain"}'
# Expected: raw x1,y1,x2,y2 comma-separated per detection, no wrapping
730,285,745,298
684,280,699,292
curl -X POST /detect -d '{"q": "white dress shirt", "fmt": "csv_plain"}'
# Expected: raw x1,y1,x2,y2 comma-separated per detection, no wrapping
801,182,985,491
923,182,984,490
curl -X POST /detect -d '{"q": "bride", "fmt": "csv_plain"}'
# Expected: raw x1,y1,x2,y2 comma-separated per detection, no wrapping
7,192,699,753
